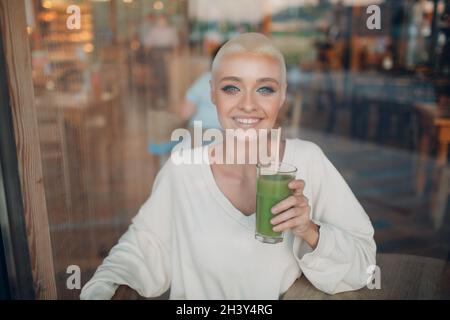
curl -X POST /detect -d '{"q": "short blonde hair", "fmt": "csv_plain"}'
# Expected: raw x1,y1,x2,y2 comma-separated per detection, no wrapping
211,33,286,84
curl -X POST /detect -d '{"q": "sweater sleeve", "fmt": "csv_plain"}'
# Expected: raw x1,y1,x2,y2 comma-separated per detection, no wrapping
293,142,377,295
80,161,173,300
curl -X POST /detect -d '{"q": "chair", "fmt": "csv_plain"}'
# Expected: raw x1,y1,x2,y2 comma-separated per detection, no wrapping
414,103,450,229
36,106,72,222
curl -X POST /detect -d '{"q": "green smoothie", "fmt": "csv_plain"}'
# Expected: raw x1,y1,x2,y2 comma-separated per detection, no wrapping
256,174,293,240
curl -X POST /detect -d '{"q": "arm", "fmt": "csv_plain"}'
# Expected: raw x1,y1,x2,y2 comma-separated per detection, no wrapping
80,162,173,300
294,143,377,295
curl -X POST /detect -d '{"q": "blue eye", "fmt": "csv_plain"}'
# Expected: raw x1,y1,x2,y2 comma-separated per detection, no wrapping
221,85,240,94
257,86,275,94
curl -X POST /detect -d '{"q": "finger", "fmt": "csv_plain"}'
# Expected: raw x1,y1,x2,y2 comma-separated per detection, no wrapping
273,216,306,232
272,195,309,214
288,179,305,191
271,195,297,214
293,188,304,196
270,207,306,225
297,195,309,207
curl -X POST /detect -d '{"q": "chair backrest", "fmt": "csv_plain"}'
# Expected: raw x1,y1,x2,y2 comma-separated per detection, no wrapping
36,105,72,222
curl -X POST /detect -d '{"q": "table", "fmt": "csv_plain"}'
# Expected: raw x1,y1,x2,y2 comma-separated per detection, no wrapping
111,254,450,300
283,254,449,300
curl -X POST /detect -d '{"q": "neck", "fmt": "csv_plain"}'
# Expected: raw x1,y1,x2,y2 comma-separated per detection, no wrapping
210,138,286,176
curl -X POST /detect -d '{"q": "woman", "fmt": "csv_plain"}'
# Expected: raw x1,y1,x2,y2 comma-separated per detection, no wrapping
80,33,376,300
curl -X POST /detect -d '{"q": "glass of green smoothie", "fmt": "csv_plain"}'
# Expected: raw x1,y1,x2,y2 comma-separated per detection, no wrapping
255,162,297,244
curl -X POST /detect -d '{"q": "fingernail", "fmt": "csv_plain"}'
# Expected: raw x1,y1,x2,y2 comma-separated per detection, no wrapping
271,207,278,214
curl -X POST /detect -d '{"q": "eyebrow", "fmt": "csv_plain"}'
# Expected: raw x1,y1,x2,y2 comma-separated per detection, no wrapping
257,77,280,85
219,76,280,85
219,76,241,83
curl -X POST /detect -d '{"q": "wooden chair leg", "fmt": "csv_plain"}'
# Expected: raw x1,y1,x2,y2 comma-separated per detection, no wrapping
430,164,450,229
415,134,430,196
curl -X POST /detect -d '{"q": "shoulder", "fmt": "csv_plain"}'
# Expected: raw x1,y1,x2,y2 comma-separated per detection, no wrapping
286,138,325,161
186,73,210,99
198,72,212,82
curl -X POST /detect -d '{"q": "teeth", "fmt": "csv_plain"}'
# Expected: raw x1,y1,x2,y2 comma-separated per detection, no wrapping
235,118,260,124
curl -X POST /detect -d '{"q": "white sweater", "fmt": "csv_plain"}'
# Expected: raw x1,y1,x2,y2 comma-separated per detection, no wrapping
80,139,376,300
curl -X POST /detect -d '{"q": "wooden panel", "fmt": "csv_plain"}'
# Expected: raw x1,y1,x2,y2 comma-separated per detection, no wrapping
0,0,57,299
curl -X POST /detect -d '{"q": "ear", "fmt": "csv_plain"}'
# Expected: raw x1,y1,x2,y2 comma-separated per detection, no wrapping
279,83,287,109
209,80,216,105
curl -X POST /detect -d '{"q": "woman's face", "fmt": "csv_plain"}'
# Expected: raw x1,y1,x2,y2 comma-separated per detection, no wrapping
211,52,287,131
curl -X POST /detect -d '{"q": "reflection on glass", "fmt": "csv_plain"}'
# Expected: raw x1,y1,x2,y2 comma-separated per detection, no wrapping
24,0,449,299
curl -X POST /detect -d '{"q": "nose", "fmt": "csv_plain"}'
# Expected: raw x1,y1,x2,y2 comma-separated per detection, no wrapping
238,91,258,113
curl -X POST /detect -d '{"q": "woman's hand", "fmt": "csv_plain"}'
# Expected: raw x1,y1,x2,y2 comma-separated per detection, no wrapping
270,179,320,249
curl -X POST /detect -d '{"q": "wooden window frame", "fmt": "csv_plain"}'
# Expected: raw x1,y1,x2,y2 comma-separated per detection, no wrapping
0,0,56,299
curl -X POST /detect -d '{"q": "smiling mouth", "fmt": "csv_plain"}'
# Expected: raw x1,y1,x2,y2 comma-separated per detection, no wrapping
232,117,263,127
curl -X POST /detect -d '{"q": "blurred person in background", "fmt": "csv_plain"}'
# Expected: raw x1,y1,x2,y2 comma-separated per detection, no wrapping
175,44,223,131
140,13,179,108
